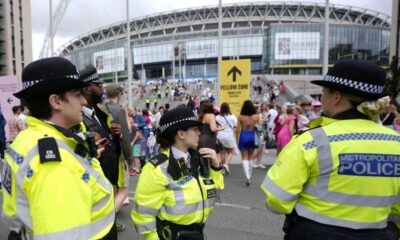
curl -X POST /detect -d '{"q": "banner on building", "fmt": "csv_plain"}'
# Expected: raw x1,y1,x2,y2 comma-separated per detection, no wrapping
274,32,320,60
186,40,218,59
93,48,125,74
0,76,20,140
219,59,251,117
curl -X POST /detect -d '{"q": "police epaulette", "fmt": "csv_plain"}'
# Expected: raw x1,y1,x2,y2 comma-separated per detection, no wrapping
149,154,168,167
295,126,322,138
38,137,62,163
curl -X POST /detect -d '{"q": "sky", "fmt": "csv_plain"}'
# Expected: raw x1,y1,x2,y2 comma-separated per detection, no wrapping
30,0,392,60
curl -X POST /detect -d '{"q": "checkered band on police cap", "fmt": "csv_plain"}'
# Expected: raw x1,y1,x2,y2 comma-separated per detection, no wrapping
311,60,387,100
323,74,385,94
79,65,103,83
22,75,79,89
158,107,200,135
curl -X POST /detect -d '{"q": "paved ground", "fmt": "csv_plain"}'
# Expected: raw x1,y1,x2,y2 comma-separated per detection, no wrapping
0,150,285,240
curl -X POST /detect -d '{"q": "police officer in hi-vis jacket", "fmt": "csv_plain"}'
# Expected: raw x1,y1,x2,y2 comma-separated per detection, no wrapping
2,57,115,239
262,60,400,240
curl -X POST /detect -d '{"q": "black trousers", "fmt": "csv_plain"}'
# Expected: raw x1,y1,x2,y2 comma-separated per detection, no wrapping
101,221,117,240
0,141,5,158
284,218,396,240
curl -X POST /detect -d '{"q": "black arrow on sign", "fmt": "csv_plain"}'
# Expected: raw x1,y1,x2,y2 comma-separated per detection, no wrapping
227,66,241,82
7,98,12,104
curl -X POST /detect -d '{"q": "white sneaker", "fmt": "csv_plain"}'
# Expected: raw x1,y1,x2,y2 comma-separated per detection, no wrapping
265,149,269,153
253,164,259,169
258,164,266,169
223,165,230,175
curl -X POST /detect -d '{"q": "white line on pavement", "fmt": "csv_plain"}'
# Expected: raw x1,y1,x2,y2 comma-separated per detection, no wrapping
216,202,251,210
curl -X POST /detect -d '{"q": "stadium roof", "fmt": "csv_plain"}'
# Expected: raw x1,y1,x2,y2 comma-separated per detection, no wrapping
57,2,390,56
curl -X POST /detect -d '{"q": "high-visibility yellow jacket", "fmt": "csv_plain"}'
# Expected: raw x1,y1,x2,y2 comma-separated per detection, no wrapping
131,148,224,240
261,115,400,230
2,116,115,239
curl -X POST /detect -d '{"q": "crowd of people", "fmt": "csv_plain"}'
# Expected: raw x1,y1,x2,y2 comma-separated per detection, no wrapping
1,58,400,240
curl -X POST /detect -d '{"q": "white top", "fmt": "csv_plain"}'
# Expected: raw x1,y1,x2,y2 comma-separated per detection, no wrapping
18,113,27,129
267,108,278,128
153,112,162,128
216,114,237,137
82,106,101,125
171,146,190,168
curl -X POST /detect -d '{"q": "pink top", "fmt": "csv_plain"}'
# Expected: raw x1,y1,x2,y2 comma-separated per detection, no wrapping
8,116,24,141
296,115,310,130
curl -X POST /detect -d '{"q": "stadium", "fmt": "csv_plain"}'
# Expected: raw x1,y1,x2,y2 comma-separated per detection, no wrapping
57,2,391,83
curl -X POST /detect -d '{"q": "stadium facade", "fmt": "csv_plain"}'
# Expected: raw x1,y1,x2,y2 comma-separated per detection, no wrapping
57,2,391,82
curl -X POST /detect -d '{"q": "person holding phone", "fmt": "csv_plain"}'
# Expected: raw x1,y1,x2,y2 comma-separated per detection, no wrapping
2,57,115,239
132,106,224,240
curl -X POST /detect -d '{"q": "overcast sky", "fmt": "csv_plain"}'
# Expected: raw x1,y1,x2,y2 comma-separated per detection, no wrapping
30,0,392,60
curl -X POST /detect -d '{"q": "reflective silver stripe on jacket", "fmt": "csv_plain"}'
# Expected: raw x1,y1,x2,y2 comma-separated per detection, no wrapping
1,212,22,232
295,203,387,229
34,210,114,240
302,128,400,207
134,220,157,234
132,202,159,216
161,198,215,215
14,146,37,229
159,161,216,215
56,141,114,213
13,139,114,237
262,175,298,202
160,161,186,208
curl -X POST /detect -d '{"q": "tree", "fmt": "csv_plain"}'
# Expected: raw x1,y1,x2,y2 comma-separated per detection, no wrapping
385,56,400,102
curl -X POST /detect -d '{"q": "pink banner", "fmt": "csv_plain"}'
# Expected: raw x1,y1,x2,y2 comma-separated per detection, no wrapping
0,76,20,141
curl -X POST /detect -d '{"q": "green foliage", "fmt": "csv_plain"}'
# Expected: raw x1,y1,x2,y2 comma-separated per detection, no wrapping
385,56,400,100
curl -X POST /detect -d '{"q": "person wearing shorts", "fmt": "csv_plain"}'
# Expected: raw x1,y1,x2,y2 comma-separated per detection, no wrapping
237,100,259,186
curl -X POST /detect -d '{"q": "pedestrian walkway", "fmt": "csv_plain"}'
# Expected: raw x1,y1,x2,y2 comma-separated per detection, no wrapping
229,148,277,165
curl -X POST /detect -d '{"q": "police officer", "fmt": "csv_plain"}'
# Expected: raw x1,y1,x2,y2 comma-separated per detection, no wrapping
79,65,123,235
157,89,162,99
131,107,224,240
146,97,151,110
1,57,115,239
261,60,400,240
153,97,158,109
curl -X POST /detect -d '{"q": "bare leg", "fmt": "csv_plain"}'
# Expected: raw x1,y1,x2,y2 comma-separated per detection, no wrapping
220,149,226,165
224,148,234,166
114,187,129,212
257,144,266,168
223,148,234,175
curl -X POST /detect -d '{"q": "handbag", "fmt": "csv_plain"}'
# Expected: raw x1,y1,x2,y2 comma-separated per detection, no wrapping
216,138,224,152
266,131,276,149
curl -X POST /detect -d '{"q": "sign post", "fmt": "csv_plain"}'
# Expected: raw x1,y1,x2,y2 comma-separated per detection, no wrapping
219,59,250,116
0,76,20,140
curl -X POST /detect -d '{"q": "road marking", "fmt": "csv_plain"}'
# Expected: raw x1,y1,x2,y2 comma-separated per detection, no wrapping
216,202,251,210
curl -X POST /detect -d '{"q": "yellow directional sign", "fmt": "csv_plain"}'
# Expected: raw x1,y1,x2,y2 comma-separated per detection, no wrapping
219,59,251,117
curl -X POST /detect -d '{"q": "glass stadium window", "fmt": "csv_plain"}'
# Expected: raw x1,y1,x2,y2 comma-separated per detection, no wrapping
273,68,289,75
308,68,322,75
292,68,306,75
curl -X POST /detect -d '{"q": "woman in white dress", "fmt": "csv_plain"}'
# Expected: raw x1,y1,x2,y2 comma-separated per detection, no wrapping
216,102,237,174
